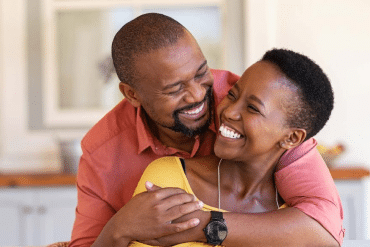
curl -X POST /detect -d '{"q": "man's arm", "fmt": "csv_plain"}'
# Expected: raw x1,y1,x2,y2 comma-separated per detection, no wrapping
92,182,203,247
70,149,202,247
275,138,344,245
147,138,342,246
144,207,337,247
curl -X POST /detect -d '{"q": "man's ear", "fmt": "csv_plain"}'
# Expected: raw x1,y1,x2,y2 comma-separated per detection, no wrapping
119,82,141,108
279,129,307,150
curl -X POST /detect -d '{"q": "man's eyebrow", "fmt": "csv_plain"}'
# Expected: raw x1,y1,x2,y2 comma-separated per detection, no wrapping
197,60,208,71
163,60,208,91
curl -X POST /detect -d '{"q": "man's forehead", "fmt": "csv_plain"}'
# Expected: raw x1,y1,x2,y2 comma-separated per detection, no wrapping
133,44,206,88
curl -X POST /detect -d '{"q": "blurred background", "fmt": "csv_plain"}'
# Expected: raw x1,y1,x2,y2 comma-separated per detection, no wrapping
0,0,369,246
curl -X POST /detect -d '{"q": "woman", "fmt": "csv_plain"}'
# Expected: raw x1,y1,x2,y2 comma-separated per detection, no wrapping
130,48,335,246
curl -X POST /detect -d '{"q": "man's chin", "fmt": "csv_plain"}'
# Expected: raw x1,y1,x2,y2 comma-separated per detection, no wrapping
171,115,211,138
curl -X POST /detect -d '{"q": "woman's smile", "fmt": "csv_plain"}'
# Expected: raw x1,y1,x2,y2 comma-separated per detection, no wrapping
219,123,242,139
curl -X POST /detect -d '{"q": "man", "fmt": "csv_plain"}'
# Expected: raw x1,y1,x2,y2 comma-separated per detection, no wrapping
70,13,343,246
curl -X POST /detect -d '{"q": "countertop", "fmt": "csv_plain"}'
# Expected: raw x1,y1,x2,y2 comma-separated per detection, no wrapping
0,167,369,187
0,173,76,187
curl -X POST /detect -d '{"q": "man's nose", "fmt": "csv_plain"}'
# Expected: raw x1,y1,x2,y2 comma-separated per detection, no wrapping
184,82,206,104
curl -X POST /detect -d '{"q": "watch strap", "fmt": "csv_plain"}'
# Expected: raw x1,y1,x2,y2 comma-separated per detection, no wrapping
211,210,223,220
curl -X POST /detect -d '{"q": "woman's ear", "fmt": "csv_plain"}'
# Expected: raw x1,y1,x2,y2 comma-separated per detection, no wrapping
280,129,307,150
119,82,141,108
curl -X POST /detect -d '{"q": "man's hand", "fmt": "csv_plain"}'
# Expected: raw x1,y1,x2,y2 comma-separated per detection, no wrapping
142,209,210,246
93,182,203,246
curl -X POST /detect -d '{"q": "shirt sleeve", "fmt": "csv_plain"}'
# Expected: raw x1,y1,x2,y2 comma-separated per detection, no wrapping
69,145,116,247
275,138,345,245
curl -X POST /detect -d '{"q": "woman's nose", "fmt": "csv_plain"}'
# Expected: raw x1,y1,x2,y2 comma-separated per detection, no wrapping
223,102,241,121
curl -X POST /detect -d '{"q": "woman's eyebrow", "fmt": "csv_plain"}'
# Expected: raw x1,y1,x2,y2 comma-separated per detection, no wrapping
248,95,265,108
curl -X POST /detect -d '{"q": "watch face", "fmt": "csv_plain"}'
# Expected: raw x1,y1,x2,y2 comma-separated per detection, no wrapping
205,221,228,242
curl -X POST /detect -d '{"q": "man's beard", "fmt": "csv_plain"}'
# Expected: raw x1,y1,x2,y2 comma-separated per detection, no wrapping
169,87,214,138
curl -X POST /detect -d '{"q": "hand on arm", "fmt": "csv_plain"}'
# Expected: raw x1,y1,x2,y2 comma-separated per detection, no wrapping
150,208,338,247
222,208,339,247
150,139,342,247
92,182,203,247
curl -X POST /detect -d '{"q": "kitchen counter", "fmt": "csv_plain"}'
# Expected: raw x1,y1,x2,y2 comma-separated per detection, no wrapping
0,167,369,187
329,167,370,180
0,173,76,187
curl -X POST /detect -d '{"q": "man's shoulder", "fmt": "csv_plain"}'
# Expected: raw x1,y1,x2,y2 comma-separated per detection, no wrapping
81,99,137,153
210,68,240,86
210,69,240,105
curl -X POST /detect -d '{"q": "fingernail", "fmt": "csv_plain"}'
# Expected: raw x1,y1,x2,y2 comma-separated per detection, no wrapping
192,218,200,226
146,181,153,188
198,201,204,208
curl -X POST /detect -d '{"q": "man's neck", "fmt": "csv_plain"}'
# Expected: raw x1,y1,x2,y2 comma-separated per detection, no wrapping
157,129,197,153
145,117,197,154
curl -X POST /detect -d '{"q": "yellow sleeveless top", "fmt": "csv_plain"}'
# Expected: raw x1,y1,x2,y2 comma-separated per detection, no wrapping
129,156,286,247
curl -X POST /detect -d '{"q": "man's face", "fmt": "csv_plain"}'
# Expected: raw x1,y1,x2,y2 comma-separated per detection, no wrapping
133,33,214,137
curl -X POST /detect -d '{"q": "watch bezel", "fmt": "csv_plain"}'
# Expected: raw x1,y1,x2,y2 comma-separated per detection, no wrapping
203,216,228,245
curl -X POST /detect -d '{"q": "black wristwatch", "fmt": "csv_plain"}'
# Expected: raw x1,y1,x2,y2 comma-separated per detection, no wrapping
203,211,228,245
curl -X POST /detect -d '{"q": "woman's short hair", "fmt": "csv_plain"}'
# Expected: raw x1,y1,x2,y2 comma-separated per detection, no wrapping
261,48,334,139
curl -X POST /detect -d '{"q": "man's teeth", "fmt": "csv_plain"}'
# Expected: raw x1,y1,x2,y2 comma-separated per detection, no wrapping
219,125,241,139
183,103,204,115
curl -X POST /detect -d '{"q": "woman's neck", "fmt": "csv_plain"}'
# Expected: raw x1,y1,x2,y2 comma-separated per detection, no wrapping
186,154,282,213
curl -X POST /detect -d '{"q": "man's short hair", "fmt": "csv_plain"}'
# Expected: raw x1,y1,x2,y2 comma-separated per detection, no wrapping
112,13,187,87
261,48,334,139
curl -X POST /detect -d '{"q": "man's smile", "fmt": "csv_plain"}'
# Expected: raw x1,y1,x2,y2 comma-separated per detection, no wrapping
180,102,205,117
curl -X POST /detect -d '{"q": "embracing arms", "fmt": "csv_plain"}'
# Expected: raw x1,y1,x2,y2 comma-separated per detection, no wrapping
71,139,343,246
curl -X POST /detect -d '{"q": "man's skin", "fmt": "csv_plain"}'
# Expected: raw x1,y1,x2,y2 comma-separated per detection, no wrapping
91,30,339,247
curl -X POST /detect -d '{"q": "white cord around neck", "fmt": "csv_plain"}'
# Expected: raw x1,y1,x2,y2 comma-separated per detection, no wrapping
217,159,222,211
217,158,280,211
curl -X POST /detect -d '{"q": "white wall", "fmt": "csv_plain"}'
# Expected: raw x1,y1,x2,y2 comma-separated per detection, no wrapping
0,0,3,157
1,0,370,172
245,0,370,169
0,0,61,173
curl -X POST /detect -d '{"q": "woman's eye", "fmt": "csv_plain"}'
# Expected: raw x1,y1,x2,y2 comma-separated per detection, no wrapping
248,105,259,112
227,90,236,100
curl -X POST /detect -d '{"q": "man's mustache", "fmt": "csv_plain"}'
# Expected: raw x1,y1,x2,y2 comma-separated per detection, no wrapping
174,87,212,113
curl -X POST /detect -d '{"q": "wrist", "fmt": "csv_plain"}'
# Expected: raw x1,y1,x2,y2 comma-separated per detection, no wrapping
197,211,212,242
96,216,133,247
203,211,228,245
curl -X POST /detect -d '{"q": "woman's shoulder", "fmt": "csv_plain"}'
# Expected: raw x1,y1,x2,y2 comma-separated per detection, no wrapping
145,156,185,176
133,156,189,196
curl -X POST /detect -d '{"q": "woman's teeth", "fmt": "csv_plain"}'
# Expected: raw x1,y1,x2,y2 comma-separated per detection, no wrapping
219,124,241,139
183,103,204,115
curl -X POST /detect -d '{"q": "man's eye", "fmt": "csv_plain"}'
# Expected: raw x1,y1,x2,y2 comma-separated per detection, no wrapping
195,69,208,79
167,86,182,95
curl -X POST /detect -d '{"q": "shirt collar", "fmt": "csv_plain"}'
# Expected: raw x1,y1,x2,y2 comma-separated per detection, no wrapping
136,107,155,154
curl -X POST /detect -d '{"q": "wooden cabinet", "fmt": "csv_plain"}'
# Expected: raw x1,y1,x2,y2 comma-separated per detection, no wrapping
330,168,370,240
335,179,370,240
0,168,369,245
0,187,77,246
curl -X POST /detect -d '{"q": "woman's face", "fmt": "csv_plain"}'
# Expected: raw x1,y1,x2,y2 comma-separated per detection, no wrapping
214,61,296,162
